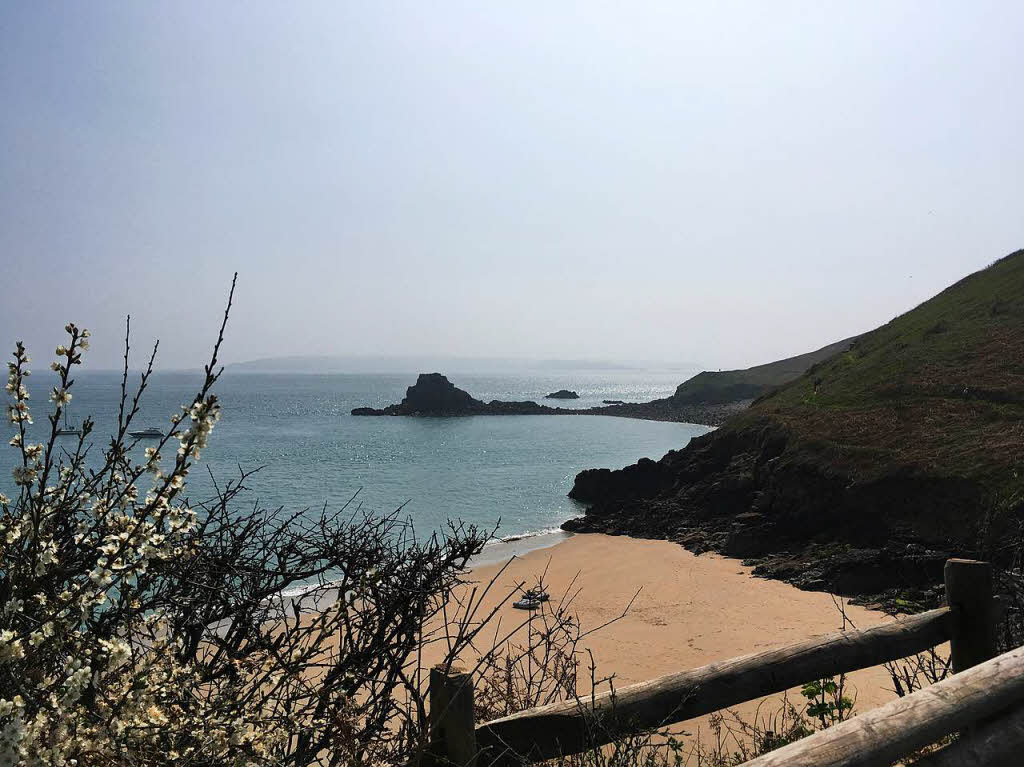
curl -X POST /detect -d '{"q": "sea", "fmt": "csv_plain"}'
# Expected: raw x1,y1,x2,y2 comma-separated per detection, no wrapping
1,369,712,561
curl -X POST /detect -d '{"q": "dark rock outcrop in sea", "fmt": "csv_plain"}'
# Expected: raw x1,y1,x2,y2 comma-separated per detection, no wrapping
351,373,747,425
352,373,568,417
545,390,580,399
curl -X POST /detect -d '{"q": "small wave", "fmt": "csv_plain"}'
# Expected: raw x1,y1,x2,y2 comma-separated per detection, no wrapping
276,528,573,602
279,581,332,599
471,528,573,569
487,526,566,545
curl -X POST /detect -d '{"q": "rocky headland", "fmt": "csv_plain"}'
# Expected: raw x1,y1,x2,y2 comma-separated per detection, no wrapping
586,395,751,426
351,373,570,416
563,250,1024,609
562,423,957,609
350,334,856,425
352,373,749,425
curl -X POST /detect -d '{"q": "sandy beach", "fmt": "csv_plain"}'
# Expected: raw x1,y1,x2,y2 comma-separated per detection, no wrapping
457,532,915,735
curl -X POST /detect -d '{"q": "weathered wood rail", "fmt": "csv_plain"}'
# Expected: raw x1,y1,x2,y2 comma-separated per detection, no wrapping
426,559,1022,766
476,607,953,762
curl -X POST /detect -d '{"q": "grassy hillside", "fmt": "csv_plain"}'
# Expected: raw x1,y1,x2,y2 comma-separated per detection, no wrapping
741,250,1024,488
671,337,858,405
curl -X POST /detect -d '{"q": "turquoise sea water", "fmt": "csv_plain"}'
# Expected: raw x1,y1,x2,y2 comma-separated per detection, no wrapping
2,370,711,543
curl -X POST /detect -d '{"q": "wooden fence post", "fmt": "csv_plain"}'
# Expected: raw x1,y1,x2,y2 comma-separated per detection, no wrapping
429,666,477,767
944,558,997,674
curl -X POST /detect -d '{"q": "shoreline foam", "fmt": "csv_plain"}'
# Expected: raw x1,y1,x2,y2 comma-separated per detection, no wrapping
471,527,574,567
277,525,575,604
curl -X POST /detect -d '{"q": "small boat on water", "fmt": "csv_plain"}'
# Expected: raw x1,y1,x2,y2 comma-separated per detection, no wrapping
129,427,163,438
56,409,82,437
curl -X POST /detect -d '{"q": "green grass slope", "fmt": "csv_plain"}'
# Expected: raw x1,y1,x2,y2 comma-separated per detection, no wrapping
738,250,1024,490
671,336,858,405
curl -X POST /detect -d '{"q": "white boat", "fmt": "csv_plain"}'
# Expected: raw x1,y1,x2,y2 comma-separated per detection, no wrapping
56,409,82,437
129,427,163,438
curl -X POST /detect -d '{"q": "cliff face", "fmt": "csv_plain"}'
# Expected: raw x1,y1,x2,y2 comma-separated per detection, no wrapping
564,420,975,600
565,250,1024,605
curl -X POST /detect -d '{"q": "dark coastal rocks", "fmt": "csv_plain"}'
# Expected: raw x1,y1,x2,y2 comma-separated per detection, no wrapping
585,398,751,426
562,418,984,607
351,407,384,416
568,457,674,504
545,390,580,399
749,545,950,601
724,512,774,557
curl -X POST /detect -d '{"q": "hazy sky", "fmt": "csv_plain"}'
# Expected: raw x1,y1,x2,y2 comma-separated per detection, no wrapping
2,2,1022,371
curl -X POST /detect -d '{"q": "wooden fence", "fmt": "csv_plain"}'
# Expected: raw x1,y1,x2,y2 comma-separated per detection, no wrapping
426,558,1024,766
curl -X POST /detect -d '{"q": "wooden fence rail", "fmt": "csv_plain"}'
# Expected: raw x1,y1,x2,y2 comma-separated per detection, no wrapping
426,558,1010,767
738,643,1024,767
476,607,953,763
913,701,1024,767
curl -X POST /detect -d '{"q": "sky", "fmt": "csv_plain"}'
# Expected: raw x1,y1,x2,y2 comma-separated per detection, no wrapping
1,2,1022,371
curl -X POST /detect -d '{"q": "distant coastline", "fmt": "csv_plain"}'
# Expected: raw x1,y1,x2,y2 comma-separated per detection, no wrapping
349,339,855,428
352,372,749,427
227,355,664,375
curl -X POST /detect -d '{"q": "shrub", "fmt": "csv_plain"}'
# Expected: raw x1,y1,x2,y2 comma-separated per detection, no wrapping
0,281,524,766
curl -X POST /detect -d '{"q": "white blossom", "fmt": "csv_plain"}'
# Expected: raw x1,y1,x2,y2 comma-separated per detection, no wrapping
49,387,71,406
12,466,37,486
0,327,298,764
